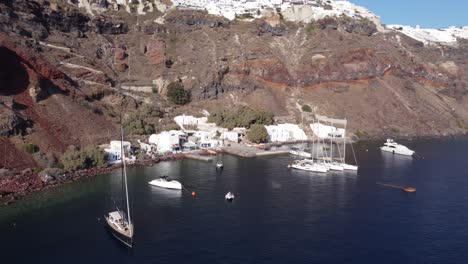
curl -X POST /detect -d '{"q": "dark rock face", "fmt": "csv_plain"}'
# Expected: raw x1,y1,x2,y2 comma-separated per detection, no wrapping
93,18,129,34
316,16,377,36
0,108,31,137
257,21,287,36
341,17,377,36
0,47,30,96
317,17,338,30
46,10,90,33
165,10,230,29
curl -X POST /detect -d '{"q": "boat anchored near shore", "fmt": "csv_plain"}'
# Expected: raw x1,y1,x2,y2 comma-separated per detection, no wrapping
380,139,415,156
149,176,182,190
225,192,235,201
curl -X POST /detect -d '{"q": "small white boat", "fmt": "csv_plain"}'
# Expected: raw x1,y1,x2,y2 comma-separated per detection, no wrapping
149,176,182,190
289,147,312,159
216,161,224,169
225,192,235,201
380,139,414,156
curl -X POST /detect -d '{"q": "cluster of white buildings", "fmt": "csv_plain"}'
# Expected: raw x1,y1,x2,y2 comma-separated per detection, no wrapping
136,115,246,154
103,112,349,164
171,0,382,26
265,124,307,142
138,114,313,154
388,25,468,46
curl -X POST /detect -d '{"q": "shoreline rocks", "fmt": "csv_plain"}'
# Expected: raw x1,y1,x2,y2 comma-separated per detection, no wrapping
0,153,184,206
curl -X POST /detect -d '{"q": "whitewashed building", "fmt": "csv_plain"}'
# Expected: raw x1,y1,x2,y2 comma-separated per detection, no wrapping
174,115,208,130
138,140,155,154
104,140,132,164
221,131,240,143
310,115,346,139
149,130,186,153
265,124,307,142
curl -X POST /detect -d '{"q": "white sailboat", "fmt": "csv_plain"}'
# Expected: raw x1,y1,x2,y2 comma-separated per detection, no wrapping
290,117,329,173
290,159,328,173
289,147,312,159
105,126,134,248
313,115,358,171
289,113,312,158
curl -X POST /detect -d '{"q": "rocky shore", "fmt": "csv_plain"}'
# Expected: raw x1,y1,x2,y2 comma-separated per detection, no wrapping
0,153,184,206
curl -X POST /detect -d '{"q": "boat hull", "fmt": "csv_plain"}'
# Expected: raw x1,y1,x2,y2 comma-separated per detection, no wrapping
291,163,328,173
342,163,358,171
327,163,344,171
149,180,182,190
381,146,414,156
289,150,312,158
105,216,133,248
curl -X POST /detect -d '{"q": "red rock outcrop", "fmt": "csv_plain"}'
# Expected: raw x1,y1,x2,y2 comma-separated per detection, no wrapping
145,39,166,65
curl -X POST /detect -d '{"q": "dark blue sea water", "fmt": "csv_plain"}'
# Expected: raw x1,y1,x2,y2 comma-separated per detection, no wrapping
1,139,468,264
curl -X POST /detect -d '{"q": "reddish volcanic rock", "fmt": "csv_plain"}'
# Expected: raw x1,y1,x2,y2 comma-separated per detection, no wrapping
0,137,37,170
114,47,127,61
114,62,128,72
0,34,67,85
145,39,166,65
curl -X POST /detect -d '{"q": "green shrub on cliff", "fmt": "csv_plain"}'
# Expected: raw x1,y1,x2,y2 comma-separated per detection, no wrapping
208,106,274,130
247,124,269,144
302,105,312,112
167,81,191,105
24,143,39,154
122,104,162,135
60,146,107,172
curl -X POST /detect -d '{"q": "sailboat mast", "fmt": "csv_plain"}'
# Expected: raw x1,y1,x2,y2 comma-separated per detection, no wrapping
343,120,347,163
120,126,132,235
311,118,315,161
330,119,333,163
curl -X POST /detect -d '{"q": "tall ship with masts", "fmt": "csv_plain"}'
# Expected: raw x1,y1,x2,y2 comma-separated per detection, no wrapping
105,126,134,248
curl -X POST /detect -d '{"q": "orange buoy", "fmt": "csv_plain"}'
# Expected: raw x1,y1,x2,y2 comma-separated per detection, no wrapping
402,187,416,193
192,191,196,197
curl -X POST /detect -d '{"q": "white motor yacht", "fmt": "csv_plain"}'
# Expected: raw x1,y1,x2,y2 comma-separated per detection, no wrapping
149,176,182,190
380,139,414,156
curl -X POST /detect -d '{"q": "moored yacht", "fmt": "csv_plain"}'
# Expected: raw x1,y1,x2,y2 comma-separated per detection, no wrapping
289,147,312,158
342,163,358,171
380,139,414,156
105,125,133,248
149,176,182,190
290,159,328,173
326,162,344,171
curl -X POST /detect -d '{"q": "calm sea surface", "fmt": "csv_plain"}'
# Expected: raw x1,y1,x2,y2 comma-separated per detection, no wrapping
1,139,468,264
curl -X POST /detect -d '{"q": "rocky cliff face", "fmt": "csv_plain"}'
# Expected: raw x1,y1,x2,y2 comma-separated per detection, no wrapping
1,0,468,171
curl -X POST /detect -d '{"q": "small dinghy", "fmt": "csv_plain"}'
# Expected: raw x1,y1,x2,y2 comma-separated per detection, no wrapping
216,161,224,169
149,176,182,190
225,192,235,201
